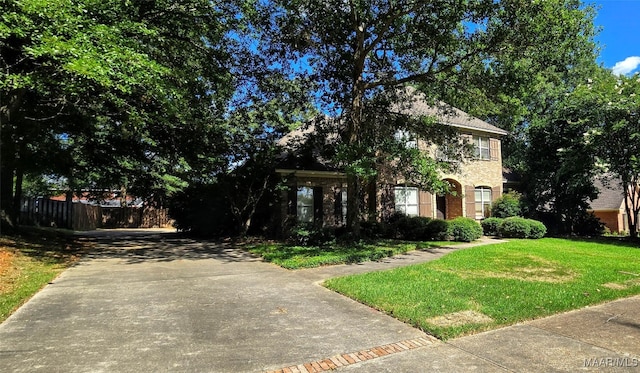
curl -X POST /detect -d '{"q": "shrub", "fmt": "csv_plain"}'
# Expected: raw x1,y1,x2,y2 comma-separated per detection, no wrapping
498,217,547,239
481,217,503,236
498,217,531,238
288,223,335,246
425,219,450,241
359,220,387,239
526,219,547,238
448,217,483,242
491,191,522,218
572,212,605,236
396,216,431,241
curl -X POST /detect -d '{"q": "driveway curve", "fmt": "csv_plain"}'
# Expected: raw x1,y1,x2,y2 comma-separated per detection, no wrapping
0,229,429,372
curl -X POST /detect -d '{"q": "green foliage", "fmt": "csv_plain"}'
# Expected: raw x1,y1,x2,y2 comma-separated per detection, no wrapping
526,219,548,239
490,192,522,218
481,217,504,236
425,219,451,241
288,223,336,247
168,157,278,238
384,214,450,241
249,240,453,269
261,0,599,233
498,217,531,238
569,73,640,238
359,220,388,239
395,216,432,241
498,217,547,239
325,238,640,340
1,0,243,218
168,182,234,237
572,212,605,237
447,217,483,242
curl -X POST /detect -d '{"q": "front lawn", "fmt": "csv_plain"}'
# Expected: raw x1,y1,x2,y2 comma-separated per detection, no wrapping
0,228,89,322
249,240,457,269
324,238,640,340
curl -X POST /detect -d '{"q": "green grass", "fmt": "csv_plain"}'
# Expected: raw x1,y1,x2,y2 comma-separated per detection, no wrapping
249,240,457,269
324,238,640,340
0,227,88,322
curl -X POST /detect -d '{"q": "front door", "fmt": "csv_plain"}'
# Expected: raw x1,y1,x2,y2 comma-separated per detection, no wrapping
436,195,446,220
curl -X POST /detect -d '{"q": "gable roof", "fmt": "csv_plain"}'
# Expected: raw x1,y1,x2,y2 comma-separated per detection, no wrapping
276,87,507,172
279,87,507,149
589,178,625,211
394,86,508,136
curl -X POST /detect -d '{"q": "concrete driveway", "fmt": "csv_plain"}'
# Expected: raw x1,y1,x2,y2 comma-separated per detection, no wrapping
1,229,639,372
0,229,429,372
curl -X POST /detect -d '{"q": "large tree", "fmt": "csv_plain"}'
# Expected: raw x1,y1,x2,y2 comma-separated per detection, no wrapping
579,73,640,238
259,0,599,234
1,0,239,223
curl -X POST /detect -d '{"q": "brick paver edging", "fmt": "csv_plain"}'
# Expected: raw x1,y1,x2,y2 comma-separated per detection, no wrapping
265,336,439,373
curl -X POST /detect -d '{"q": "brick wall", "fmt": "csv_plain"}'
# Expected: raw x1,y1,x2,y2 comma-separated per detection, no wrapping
593,210,624,233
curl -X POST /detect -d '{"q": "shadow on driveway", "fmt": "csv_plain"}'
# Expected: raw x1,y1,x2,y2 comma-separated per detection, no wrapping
75,229,261,265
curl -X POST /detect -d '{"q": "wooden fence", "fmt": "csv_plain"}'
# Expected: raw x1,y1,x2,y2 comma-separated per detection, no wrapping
19,198,172,230
101,207,172,229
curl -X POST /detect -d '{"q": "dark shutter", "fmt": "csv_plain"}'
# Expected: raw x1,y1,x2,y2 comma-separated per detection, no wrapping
287,187,297,217
313,186,323,225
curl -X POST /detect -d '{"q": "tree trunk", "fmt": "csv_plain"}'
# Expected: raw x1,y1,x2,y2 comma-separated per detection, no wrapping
345,9,367,237
346,83,364,237
623,181,638,239
0,163,14,216
11,165,23,225
66,190,74,230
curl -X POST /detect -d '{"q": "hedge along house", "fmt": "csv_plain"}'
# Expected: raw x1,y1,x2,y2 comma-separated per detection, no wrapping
274,89,508,232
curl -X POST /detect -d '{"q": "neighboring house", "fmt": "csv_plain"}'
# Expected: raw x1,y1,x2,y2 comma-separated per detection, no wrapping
274,89,508,231
589,178,639,234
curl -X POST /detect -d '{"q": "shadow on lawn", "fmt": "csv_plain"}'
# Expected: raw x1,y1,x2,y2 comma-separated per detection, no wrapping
0,226,90,265
563,236,640,249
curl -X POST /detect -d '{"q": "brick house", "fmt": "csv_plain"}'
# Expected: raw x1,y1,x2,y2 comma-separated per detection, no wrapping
589,178,640,234
274,90,507,231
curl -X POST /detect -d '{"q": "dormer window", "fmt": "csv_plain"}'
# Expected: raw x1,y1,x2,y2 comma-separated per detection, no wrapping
394,130,417,149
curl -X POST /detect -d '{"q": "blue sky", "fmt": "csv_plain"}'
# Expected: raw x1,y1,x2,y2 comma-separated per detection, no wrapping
591,0,640,75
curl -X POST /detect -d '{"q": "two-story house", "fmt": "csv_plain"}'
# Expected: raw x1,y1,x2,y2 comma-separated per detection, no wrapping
274,89,507,231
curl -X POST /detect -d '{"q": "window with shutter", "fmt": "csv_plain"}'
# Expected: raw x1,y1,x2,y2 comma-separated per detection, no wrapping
474,186,492,219
473,136,490,160
394,186,419,216
296,187,314,223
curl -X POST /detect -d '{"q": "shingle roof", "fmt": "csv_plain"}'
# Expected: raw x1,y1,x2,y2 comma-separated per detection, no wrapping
589,178,625,211
393,86,508,136
276,86,508,171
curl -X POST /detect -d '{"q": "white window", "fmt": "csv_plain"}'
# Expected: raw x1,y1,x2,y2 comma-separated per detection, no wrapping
394,130,417,149
474,136,490,160
297,187,314,223
341,188,348,225
474,187,492,219
394,186,419,216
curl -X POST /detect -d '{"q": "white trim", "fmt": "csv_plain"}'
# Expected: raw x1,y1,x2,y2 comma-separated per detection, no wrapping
275,169,347,179
443,122,508,136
